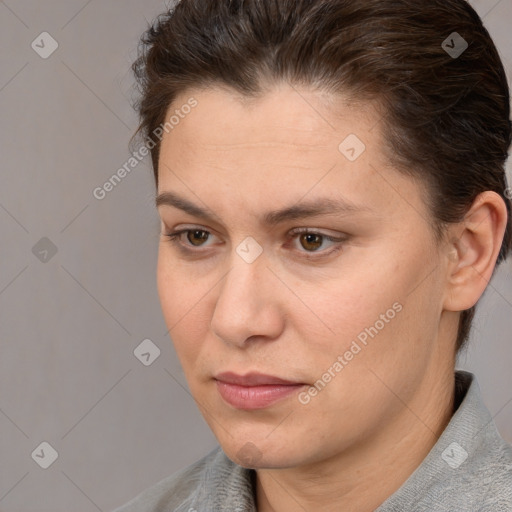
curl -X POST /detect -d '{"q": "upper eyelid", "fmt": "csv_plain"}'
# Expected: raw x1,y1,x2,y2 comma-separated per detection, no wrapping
165,227,345,248
162,224,344,237
164,228,343,241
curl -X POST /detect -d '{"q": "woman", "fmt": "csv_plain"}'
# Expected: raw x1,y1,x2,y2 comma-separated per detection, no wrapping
114,0,512,510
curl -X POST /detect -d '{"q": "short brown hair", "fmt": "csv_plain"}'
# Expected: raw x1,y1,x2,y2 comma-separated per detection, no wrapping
131,0,512,352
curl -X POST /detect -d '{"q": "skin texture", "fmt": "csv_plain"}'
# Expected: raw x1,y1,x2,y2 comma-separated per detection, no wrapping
155,83,508,512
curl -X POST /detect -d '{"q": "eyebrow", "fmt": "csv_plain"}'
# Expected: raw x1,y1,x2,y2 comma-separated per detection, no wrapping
155,191,374,227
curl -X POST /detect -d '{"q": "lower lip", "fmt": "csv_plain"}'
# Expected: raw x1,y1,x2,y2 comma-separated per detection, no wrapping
216,381,305,410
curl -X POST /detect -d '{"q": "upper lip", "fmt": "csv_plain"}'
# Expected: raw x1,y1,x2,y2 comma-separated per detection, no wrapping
214,372,304,386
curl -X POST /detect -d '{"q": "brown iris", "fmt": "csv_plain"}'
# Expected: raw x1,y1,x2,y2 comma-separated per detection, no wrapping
299,233,323,251
187,230,209,246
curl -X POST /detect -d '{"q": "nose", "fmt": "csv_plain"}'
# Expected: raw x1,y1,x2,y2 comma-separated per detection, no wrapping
209,248,285,349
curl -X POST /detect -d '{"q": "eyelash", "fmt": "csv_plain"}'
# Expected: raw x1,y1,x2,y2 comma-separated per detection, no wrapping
162,227,346,261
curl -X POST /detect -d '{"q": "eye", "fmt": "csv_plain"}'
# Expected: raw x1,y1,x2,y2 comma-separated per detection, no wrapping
287,228,346,259
162,227,346,260
164,228,216,248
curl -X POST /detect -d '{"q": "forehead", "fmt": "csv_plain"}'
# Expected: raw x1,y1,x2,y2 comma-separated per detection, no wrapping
156,84,430,227
159,85,382,182
163,84,379,152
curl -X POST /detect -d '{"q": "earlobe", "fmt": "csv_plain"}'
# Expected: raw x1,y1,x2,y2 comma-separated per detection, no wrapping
443,191,508,312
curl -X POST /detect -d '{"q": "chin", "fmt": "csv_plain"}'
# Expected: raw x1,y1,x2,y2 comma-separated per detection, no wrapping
219,434,307,470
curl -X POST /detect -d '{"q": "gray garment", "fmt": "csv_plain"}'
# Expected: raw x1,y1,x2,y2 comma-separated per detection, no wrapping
112,371,512,511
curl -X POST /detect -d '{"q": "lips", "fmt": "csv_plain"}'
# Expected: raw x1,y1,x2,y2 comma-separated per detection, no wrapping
214,372,307,410
215,372,302,386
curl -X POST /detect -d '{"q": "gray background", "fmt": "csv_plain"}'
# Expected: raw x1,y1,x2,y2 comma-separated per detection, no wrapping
0,0,510,511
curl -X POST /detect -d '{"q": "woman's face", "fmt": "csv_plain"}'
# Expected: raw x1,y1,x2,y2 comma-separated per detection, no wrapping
156,84,455,469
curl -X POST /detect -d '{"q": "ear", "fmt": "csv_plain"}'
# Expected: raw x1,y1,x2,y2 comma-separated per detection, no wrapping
443,191,508,312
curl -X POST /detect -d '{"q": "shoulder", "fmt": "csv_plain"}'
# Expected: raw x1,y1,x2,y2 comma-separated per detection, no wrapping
111,446,238,512
378,371,512,511
425,373,512,510
406,432,512,511
474,438,512,510
451,374,512,508
440,436,512,509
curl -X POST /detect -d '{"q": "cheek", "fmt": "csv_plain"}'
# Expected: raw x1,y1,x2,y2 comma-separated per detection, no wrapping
309,243,436,361
156,251,214,363
305,267,399,343
156,253,179,323
157,250,203,323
